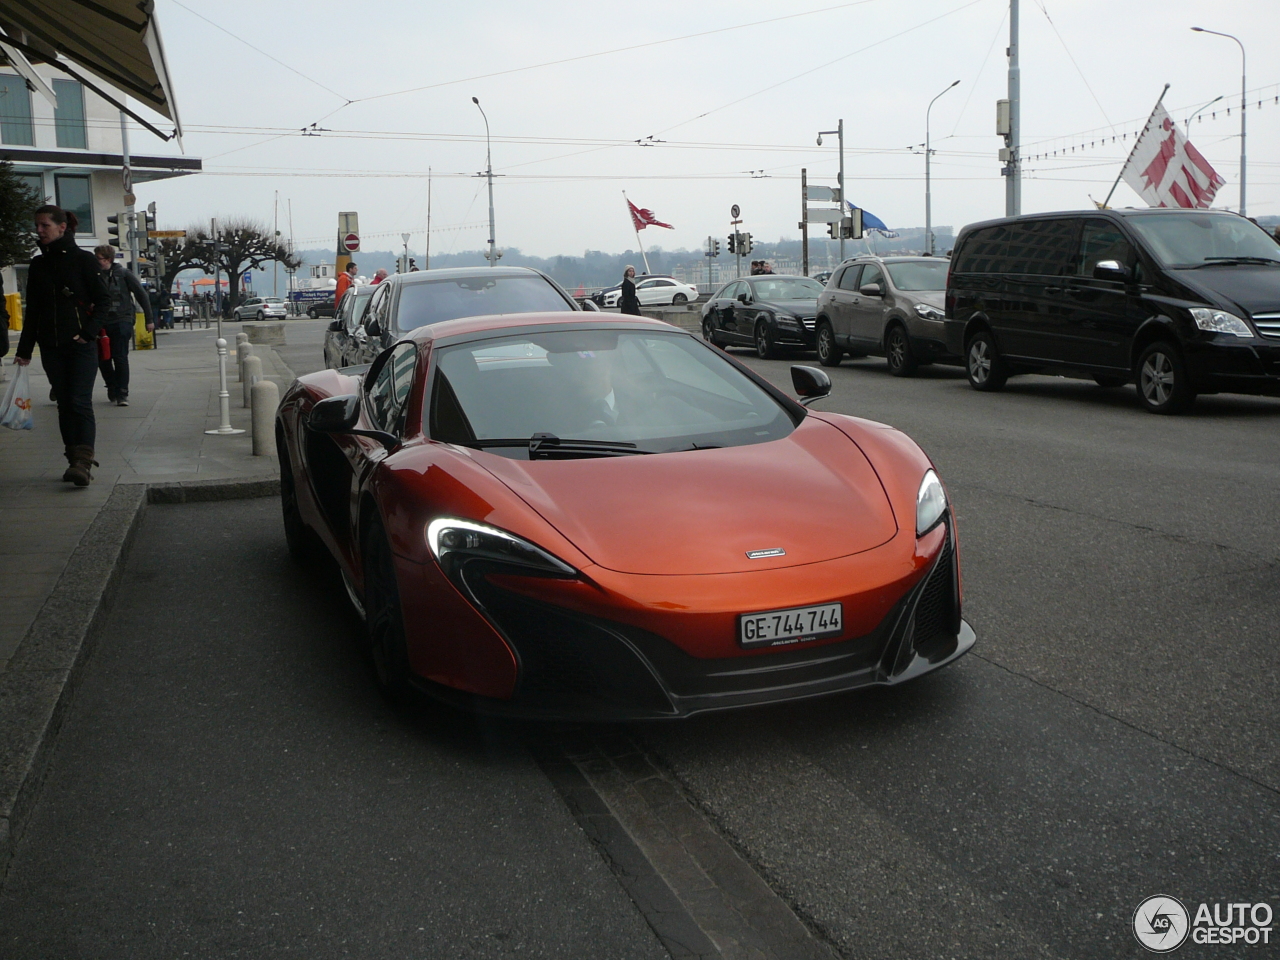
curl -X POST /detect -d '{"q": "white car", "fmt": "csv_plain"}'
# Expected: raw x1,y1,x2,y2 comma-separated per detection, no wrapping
603,276,698,308
233,296,289,321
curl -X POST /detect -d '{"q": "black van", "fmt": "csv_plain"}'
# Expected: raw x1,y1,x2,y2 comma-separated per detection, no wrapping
944,209,1280,413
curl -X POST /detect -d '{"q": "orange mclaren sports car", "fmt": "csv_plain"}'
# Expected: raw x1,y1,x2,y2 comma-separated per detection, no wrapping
276,312,974,719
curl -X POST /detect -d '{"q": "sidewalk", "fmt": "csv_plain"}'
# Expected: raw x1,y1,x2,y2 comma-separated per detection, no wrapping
0,324,292,673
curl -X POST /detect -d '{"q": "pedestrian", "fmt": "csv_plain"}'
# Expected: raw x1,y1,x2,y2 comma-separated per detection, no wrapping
619,265,641,315
761,261,775,275
94,244,154,407
334,261,358,308
372,268,388,284
13,205,110,486
749,260,761,276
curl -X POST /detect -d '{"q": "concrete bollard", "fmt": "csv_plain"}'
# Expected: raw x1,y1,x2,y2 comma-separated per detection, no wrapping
251,379,279,457
236,339,251,382
242,354,262,408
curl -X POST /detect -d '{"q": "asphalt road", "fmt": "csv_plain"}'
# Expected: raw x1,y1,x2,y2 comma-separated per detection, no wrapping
4,320,1276,958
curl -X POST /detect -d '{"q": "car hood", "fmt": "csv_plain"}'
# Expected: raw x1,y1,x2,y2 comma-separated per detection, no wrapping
476,417,898,575
1167,265,1280,317
911,291,945,310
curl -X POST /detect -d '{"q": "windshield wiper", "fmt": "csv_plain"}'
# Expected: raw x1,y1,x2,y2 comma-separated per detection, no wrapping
1196,256,1280,267
455,433,651,458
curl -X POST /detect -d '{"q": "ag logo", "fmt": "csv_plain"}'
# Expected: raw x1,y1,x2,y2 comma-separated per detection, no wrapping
1134,895,1190,953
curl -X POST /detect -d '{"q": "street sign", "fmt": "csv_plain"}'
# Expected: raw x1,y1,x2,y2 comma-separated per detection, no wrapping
343,233,360,252
730,204,741,219
805,185,840,202
806,207,844,223
149,230,186,239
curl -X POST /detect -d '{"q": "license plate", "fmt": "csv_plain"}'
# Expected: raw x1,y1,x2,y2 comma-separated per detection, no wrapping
738,602,843,649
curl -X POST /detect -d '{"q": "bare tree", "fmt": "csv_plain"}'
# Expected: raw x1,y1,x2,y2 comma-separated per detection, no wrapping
174,218,299,314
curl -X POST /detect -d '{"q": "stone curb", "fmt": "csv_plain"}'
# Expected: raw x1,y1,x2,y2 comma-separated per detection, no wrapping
0,477,278,880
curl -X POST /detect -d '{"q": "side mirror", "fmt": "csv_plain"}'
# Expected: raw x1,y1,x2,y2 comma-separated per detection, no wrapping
791,365,832,406
307,394,400,452
327,319,343,332
580,298,601,312
737,293,749,304
1093,260,1130,282
859,283,883,297
366,319,382,337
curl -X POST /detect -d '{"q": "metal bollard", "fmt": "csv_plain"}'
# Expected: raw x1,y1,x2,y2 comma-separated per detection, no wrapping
204,337,245,436
236,337,251,382
251,379,279,456
242,354,262,408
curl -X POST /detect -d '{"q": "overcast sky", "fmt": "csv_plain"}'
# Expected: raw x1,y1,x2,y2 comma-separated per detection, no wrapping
132,0,1280,259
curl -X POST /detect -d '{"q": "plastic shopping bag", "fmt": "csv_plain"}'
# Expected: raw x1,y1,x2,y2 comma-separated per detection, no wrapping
0,364,33,430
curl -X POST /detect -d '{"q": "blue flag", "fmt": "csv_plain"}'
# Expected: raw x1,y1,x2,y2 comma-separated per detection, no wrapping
847,202,899,238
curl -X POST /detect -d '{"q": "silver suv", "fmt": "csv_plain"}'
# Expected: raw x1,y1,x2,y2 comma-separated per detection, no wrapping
814,256,955,376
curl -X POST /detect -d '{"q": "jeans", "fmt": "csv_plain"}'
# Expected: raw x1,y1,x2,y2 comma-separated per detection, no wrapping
41,340,97,448
98,322,133,399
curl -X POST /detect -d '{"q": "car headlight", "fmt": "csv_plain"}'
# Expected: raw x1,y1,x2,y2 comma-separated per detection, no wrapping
916,470,948,537
775,313,800,328
1191,307,1252,338
426,518,577,579
914,303,945,322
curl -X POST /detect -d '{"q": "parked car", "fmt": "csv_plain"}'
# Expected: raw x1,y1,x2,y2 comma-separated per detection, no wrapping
346,265,584,366
232,296,288,321
276,310,973,717
306,298,337,319
322,285,377,369
591,283,620,307
700,275,826,358
171,300,192,319
602,275,698,308
945,208,1280,413
815,256,954,375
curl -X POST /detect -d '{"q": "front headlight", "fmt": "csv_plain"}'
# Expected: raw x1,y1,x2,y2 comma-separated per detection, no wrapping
916,470,948,537
426,518,577,579
914,303,945,322
774,313,799,328
1191,307,1252,338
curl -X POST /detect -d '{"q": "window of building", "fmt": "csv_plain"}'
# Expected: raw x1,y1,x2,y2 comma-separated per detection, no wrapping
0,74,34,146
53,79,87,149
17,172,45,202
54,174,93,235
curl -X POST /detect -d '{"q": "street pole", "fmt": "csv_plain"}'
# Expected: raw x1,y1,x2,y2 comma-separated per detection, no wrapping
472,97,497,266
801,168,809,277
1191,27,1246,215
211,217,221,341
816,122,845,259
1185,95,1223,137
1005,0,1021,217
119,111,138,274
926,81,960,256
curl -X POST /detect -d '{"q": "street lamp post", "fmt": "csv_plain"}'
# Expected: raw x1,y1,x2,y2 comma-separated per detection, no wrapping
1191,27,1246,216
1185,94,1224,137
816,120,844,260
925,80,960,257
472,96,498,266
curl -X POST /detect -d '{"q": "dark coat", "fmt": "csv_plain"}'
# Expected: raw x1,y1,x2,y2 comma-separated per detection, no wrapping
16,233,110,359
619,276,641,315
102,262,156,327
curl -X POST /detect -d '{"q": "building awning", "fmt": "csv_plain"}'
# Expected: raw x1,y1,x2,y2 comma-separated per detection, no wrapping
1,145,200,183
0,0,181,142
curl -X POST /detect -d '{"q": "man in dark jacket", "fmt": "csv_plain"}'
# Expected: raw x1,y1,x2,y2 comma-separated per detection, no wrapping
94,245,154,406
15,206,111,485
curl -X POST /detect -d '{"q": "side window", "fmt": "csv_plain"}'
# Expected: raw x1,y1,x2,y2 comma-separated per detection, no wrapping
722,281,744,301
1077,220,1134,277
859,264,884,293
365,349,397,431
1006,219,1079,276
365,342,417,434
955,225,1008,274
390,343,418,435
364,284,389,331
837,266,863,291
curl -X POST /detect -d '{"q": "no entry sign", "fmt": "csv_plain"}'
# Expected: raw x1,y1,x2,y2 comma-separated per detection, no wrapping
343,233,360,252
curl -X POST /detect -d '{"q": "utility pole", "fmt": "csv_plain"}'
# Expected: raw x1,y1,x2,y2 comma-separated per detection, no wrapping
119,111,139,274
1004,0,1021,216
473,98,498,266
424,167,432,270
801,168,809,277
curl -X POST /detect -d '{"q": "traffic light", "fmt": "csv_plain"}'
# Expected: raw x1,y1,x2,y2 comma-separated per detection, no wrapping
827,221,839,239
740,233,753,256
712,238,720,257
107,213,122,248
727,233,737,255
141,208,157,257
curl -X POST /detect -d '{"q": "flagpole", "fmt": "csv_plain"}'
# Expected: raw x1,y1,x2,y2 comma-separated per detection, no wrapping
623,191,651,274
1102,83,1170,209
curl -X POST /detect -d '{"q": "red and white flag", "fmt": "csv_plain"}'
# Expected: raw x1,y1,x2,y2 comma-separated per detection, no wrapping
628,199,673,231
1121,103,1225,209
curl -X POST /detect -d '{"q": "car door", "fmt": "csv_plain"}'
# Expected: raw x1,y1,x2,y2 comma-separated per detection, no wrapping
996,217,1080,362
355,283,392,365
713,282,746,342
1061,218,1146,371
731,281,761,344
848,264,887,347
638,278,672,305
826,265,862,346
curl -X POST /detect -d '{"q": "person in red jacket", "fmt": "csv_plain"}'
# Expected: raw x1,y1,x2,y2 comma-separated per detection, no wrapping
333,261,358,310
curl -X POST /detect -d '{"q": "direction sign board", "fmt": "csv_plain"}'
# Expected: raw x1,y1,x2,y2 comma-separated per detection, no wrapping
149,230,187,239
806,207,844,223
343,233,360,252
805,185,841,202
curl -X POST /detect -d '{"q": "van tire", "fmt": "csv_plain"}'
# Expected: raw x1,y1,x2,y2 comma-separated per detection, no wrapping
1136,341,1196,414
965,330,1008,391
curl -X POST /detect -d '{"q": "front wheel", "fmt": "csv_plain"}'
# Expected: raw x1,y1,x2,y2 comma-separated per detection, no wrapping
1136,341,1196,414
672,293,688,305
363,517,414,703
278,431,327,567
885,325,918,377
308,307,319,319
816,322,843,367
755,320,777,360
966,330,1008,391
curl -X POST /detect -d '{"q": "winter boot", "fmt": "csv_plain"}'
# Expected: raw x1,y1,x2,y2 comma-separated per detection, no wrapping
66,445,98,487
62,445,78,482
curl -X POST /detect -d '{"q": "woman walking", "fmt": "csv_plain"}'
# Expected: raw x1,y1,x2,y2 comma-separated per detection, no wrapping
13,205,110,486
619,265,641,316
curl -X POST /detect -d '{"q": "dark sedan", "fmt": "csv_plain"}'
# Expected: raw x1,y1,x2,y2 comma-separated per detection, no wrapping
700,275,826,359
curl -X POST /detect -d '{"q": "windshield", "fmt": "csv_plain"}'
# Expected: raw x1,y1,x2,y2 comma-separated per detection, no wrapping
352,292,374,322
749,278,824,300
429,329,795,458
1125,213,1280,268
396,274,574,331
885,261,949,291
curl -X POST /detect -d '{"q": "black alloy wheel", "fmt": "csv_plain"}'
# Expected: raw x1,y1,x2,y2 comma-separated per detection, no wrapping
755,320,777,360
702,317,723,348
278,429,327,567
816,321,843,367
966,330,1008,391
1093,374,1127,389
308,307,319,319
362,516,414,702
885,325,918,378
672,293,688,305
1136,341,1196,414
